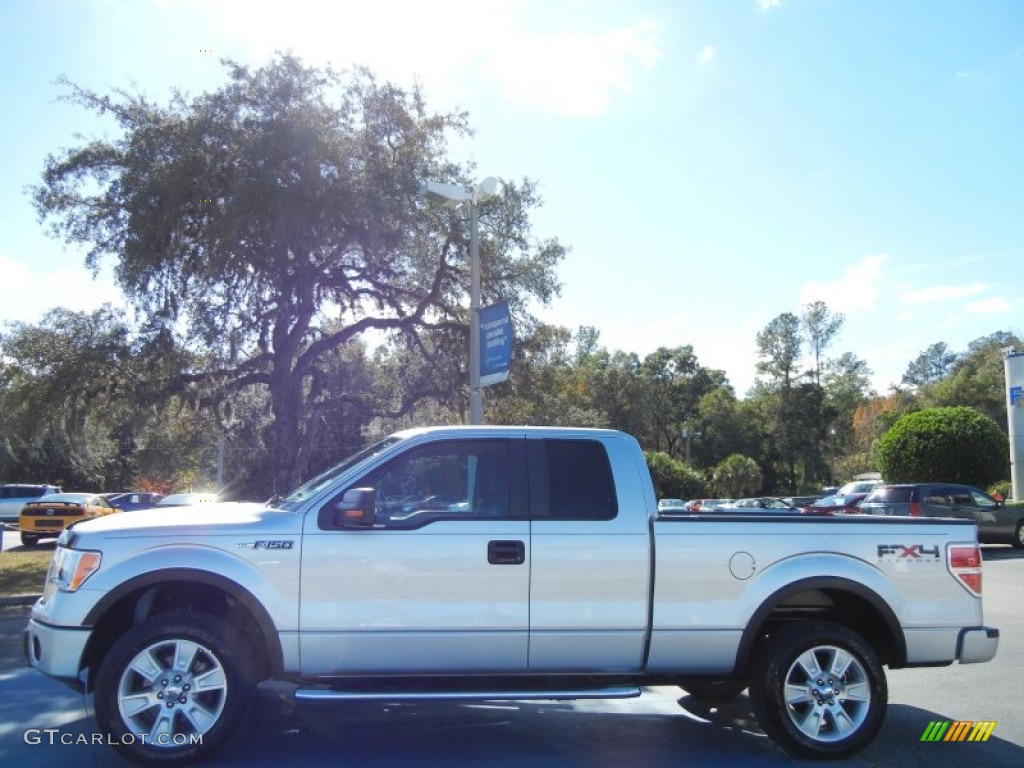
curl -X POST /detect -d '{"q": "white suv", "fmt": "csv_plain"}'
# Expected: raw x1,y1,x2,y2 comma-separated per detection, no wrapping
0,484,62,524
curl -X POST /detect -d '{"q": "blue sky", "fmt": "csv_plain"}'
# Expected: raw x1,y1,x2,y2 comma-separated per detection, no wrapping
1,0,1021,395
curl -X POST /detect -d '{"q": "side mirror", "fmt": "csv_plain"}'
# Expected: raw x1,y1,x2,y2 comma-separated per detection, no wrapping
319,488,377,530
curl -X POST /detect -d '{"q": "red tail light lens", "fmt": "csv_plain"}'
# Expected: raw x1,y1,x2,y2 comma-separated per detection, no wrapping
948,544,982,596
908,502,921,517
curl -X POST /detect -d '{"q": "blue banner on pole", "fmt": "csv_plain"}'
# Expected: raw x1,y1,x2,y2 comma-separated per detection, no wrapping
479,301,512,387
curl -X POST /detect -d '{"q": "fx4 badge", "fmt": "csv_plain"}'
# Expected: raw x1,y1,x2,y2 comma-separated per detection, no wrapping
878,544,940,561
237,540,294,550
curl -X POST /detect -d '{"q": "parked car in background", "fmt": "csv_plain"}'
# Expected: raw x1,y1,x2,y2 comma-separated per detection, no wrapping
859,483,1024,548
657,498,687,512
729,497,800,511
0,484,61,524
836,480,884,496
803,493,864,516
709,498,801,515
102,492,163,511
683,498,733,512
18,492,121,546
154,492,220,508
780,495,821,510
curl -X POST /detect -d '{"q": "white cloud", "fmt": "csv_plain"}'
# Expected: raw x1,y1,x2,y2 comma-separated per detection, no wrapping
756,0,782,12
964,296,1012,314
697,45,716,65
486,21,663,117
899,282,986,305
202,0,663,118
0,252,123,327
799,253,890,314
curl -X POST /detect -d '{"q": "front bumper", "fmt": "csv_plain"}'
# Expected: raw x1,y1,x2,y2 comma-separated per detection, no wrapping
24,617,91,689
957,626,999,664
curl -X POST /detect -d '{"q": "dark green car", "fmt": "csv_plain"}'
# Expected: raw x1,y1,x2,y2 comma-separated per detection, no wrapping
859,483,1023,548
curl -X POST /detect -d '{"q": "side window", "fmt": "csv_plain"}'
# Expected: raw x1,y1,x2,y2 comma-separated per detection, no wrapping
948,489,973,505
925,488,952,506
969,490,996,508
530,439,618,521
355,440,512,529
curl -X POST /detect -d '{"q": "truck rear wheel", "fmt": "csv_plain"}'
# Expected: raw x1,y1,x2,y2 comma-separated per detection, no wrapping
750,620,886,759
94,611,255,765
20,532,39,547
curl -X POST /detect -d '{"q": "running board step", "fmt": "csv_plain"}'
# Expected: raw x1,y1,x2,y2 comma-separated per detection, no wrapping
294,685,643,702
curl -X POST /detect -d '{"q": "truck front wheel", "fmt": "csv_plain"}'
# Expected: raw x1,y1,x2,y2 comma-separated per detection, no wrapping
750,620,887,760
94,611,255,765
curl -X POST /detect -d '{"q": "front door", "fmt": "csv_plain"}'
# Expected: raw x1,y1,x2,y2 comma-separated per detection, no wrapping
299,437,530,676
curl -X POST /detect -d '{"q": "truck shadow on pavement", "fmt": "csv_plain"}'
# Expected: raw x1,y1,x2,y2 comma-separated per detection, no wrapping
5,681,1023,767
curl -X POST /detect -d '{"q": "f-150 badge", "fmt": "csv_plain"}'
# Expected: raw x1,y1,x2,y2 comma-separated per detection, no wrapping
237,540,294,550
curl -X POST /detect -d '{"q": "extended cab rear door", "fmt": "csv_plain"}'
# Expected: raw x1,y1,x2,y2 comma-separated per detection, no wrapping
299,436,530,676
526,434,652,671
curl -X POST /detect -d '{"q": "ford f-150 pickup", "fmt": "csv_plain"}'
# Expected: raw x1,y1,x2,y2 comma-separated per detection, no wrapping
25,426,999,763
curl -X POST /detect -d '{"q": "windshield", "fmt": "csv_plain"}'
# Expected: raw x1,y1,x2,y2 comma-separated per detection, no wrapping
270,435,404,511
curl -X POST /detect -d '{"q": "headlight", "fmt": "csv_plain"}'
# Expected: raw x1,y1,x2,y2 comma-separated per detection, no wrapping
47,547,102,592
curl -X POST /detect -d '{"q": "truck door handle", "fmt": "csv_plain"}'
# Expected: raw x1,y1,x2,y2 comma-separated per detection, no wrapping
488,540,525,565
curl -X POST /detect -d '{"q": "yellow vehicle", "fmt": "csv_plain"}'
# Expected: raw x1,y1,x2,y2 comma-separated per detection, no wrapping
18,492,121,546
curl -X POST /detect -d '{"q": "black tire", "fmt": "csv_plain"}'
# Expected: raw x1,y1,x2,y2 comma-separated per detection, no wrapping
1012,520,1024,550
750,621,887,760
20,532,38,547
679,677,748,700
94,611,256,765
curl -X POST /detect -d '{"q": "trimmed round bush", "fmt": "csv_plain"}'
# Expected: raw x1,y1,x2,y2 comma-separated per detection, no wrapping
877,406,1008,487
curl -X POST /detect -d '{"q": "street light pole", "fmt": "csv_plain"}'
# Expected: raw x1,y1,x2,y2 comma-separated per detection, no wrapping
421,177,499,425
830,426,837,486
681,427,701,464
468,194,482,424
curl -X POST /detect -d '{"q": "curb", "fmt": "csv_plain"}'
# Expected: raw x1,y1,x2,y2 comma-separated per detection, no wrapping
0,594,40,607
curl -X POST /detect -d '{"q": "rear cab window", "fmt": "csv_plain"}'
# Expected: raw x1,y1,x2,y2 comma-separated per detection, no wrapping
529,439,618,521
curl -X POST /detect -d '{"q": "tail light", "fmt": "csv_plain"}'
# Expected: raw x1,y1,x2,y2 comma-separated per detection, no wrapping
907,502,921,517
947,544,982,596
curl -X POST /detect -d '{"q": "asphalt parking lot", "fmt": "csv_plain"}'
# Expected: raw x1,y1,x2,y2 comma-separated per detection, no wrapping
0,543,1022,767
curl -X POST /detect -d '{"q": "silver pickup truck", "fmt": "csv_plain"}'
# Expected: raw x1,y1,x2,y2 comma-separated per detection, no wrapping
25,426,999,764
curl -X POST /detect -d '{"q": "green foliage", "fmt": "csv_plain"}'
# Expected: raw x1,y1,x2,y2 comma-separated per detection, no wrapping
902,342,960,387
0,306,194,490
877,406,1009,486
987,480,1011,500
32,54,565,490
919,332,1022,430
644,451,707,500
712,454,763,498
802,301,844,387
756,312,802,388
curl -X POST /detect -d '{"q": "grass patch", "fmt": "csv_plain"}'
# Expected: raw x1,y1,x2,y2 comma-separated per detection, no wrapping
0,539,53,596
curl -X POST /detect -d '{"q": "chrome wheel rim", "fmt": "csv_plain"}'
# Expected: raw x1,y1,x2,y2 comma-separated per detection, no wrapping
117,638,228,748
781,644,871,742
